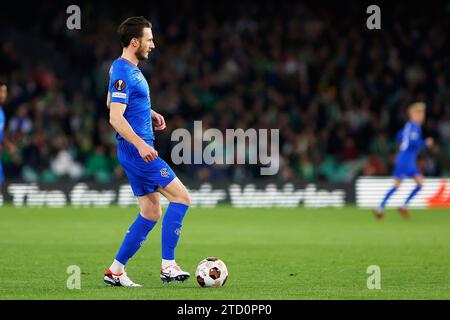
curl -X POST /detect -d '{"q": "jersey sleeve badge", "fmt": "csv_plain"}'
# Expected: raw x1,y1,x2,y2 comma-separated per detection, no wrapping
114,79,126,91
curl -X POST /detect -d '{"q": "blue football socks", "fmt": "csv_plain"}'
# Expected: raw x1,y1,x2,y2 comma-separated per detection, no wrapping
404,185,422,206
161,202,189,260
115,213,157,265
380,186,398,210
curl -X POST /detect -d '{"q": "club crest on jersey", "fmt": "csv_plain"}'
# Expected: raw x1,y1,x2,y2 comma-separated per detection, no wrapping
114,79,126,91
160,168,170,178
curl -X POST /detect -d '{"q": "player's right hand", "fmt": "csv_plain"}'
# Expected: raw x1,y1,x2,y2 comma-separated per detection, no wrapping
426,137,434,147
137,143,158,162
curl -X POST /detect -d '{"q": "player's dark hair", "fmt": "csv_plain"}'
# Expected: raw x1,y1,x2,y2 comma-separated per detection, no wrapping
118,16,152,48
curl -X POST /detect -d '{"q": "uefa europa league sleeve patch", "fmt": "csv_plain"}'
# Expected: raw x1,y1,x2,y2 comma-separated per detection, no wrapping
114,79,126,91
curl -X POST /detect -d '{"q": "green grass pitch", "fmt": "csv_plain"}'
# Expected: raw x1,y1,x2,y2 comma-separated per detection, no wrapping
0,205,449,299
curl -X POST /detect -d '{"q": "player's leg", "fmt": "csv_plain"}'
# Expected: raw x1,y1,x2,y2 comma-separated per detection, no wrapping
374,178,401,220
104,192,160,287
398,174,423,219
157,177,192,282
112,193,161,270
405,174,423,207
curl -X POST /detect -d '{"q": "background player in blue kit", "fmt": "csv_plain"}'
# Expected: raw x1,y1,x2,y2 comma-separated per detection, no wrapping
0,80,8,188
374,102,434,220
104,17,192,287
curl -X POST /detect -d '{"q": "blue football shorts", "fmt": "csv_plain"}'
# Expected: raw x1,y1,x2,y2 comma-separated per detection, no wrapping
392,161,421,180
117,139,176,196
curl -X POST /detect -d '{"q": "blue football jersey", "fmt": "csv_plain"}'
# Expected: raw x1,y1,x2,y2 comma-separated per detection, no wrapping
395,121,424,164
0,106,5,143
108,57,154,142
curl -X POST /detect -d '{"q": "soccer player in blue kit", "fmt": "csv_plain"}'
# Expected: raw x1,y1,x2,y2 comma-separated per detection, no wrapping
374,102,434,220
104,17,191,287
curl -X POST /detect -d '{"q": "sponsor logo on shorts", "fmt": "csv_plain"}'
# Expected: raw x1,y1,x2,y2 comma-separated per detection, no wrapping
175,227,182,236
160,168,170,178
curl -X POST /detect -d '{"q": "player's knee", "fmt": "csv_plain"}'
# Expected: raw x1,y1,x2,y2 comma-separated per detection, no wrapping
415,177,424,187
140,204,162,221
175,190,191,207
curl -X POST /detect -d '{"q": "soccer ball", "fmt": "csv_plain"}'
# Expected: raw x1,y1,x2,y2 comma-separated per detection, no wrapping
195,257,228,287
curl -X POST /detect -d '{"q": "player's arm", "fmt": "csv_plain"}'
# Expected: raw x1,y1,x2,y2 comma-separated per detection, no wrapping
109,102,158,162
410,132,433,149
151,110,166,130
404,127,428,149
106,91,111,109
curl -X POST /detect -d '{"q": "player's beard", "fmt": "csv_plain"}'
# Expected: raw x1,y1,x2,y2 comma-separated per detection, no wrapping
136,46,149,61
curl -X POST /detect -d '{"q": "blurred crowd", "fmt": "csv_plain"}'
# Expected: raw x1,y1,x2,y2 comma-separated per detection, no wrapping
0,1,449,184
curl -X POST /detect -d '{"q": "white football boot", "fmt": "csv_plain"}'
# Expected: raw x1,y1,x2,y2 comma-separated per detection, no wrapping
160,265,190,283
104,268,142,287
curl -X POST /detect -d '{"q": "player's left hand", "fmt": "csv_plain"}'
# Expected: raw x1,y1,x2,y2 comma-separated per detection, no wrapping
152,111,166,131
425,137,434,147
